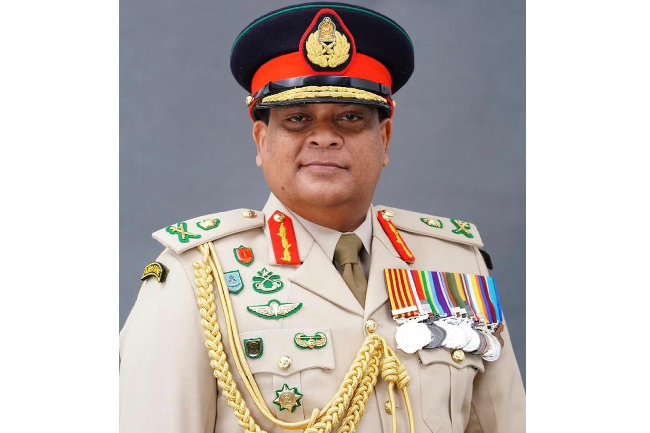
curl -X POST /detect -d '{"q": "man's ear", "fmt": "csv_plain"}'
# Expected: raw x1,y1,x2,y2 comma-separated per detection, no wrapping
252,120,268,167
380,117,392,167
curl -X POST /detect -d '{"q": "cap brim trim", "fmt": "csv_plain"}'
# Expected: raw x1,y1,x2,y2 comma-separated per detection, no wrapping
259,85,388,105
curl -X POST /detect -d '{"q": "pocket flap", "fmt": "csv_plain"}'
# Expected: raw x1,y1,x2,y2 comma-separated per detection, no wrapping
417,347,485,373
239,328,335,377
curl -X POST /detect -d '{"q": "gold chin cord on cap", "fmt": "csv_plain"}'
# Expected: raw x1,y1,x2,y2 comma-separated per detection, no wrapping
193,241,415,433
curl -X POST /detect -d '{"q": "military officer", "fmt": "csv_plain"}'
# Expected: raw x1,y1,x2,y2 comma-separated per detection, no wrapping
120,2,525,433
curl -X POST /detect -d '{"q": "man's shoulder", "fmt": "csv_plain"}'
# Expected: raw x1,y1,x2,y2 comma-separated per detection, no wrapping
152,208,265,254
374,204,484,248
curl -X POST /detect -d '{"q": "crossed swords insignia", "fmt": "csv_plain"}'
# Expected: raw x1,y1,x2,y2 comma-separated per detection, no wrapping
166,222,201,243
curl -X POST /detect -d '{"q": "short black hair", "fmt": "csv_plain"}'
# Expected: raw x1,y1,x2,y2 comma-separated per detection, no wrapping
256,106,390,125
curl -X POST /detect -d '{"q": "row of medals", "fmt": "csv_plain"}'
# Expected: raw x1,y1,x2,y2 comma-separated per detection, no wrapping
394,313,502,361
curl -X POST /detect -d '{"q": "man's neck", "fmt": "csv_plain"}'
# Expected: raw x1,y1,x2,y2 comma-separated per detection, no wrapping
284,202,370,232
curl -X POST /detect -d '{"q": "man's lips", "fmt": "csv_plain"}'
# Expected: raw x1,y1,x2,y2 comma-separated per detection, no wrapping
300,161,347,169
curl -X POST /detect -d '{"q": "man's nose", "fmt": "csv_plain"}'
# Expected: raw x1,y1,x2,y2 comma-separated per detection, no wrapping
307,120,343,148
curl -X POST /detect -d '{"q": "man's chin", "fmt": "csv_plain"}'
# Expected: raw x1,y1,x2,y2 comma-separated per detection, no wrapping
287,184,356,208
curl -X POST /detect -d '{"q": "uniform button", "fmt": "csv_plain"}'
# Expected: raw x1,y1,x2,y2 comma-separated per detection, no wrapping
385,400,398,414
273,212,286,222
381,209,394,220
278,355,292,370
242,209,256,219
451,349,465,363
365,319,377,333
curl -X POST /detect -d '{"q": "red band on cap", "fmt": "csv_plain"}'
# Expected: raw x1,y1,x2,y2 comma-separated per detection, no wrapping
250,52,392,97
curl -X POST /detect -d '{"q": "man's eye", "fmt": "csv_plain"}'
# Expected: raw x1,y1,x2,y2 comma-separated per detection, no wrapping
339,113,363,121
287,115,308,122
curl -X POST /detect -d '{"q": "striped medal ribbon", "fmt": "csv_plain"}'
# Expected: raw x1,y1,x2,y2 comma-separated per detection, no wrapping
385,269,504,356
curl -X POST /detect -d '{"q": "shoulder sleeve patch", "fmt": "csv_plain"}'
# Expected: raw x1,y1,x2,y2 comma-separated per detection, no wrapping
375,205,484,248
152,208,264,254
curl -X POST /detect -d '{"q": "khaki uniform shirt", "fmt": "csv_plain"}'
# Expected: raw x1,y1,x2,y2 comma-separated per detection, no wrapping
120,193,525,432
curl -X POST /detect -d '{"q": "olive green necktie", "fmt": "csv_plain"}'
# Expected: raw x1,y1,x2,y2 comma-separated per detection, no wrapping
334,233,368,308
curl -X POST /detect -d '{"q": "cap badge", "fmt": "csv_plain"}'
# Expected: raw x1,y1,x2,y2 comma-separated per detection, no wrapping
306,17,350,69
302,10,354,71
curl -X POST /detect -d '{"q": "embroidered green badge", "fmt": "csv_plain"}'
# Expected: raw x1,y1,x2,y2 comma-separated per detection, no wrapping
196,218,220,231
294,332,328,349
451,218,474,238
246,299,302,319
273,384,303,412
252,267,284,294
166,222,201,243
420,217,443,229
243,337,264,359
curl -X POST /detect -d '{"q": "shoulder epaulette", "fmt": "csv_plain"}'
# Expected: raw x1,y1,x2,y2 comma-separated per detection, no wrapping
375,206,484,248
152,208,264,254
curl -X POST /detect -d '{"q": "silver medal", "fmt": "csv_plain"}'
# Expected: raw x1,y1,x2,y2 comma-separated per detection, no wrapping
463,328,481,352
424,322,447,349
395,320,432,354
482,332,502,361
472,331,488,355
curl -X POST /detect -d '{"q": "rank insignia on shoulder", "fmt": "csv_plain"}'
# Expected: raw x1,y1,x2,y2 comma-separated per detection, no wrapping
294,332,327,349
224,270,244,294
196,218,220,231
420,217,443,229
273,384,303,413
252,267,284,294
451,218,474,238
243,337,264,359
247,299,302,319
140,261,168,283
166,222,201,243
234,245,255,266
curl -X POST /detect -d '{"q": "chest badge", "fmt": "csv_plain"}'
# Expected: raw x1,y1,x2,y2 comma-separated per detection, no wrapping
294,332,328,349
273,383,303,413
243,337,264,359
252,267,284,294
234,245,255,266
223,270,244,294
246,299,302,320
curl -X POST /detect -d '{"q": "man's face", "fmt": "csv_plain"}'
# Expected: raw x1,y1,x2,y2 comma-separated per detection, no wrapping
252,103,392,213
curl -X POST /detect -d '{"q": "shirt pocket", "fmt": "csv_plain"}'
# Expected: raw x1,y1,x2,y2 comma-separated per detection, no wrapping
416,348,485,433
239,328,337,422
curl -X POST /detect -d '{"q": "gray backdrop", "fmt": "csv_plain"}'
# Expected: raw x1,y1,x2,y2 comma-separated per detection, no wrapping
120,0,525,382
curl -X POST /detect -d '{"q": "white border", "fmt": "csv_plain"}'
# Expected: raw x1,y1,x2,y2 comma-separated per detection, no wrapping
528,1,649,431
1,2,118,431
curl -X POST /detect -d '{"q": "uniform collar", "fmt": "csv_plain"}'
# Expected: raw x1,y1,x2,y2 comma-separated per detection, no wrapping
293,208,373,263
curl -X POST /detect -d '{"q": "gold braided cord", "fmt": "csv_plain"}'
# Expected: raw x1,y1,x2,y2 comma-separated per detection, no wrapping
193,241,415,432
260,86,388,104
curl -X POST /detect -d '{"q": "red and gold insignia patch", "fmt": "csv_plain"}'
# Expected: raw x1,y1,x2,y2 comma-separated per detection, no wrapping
268,210,301,265
234,245,255,266
376,210,415,263
299,8,356,72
